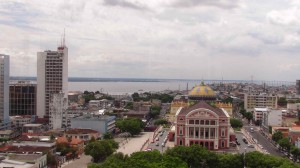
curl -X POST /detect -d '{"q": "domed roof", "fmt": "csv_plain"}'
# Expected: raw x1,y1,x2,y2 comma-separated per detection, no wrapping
188,85,216,98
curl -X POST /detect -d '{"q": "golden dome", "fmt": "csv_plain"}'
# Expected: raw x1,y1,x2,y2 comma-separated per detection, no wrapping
188,85,216,98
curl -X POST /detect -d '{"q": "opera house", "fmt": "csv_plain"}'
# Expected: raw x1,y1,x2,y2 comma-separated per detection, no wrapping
174,84,231,150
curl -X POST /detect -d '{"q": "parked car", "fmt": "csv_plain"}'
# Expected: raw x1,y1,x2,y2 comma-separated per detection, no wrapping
236,141,240,145
156,137,159,141
248,144,254,148
156,142,159,146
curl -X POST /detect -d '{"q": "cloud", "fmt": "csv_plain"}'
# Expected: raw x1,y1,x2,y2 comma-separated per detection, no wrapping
102,0,148,11
171,0,241,9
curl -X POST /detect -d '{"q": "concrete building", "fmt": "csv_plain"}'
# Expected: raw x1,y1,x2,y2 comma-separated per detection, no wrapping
37,42,68,119
49,92,68,130
296,80,300,95
9,81,37,116
65,128,100,141
287,103,300,111
261,109,282,133
244,93,277,111
0,154,47,168
22,124,44,134
0,54,10,125
253,108,268,121
174,101,230,150
10,116,33,128
71,114,116,133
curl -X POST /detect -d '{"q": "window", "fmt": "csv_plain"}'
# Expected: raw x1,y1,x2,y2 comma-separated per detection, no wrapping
221,128,225,137
195,120,199,124
205,120,209,125
189,120,194,124
221,140,225,148
179,126,183,135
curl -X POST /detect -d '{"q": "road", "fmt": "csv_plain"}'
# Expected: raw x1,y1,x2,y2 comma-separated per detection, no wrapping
147,130,169,153
235,132,256,154
244,125,283,157
62,154,92,168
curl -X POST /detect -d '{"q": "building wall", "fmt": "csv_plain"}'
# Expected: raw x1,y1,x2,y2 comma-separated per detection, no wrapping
71,118,110,133
49,92,68,130
37,46,68,119
175,109,230,150
0,54,9,123
296,80,300,95
287,103,300,111
244,93,277,111
9,81,37,116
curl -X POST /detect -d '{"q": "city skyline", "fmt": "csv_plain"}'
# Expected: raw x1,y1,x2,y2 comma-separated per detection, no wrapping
1,0,300,81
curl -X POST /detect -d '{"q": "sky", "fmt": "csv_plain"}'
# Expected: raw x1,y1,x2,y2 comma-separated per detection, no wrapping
0,0,299,81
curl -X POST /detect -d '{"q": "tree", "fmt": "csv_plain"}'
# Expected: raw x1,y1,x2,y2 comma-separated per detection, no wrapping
291,146,300,160
230,118,243,128
103,132,113,140
278,137,291,152
278,97,288,107
84,140,119,163
124,102,133,110
272,131,283,143
149,106,161,118
239,109,246,117
165,145,219,168
154,119,169,126
115,118,144,136
244,112,253,123
218,153,243,168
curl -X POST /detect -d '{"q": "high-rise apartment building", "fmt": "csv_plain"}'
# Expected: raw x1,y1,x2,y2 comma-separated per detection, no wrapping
9,81,37,116
244,93,277,111
296,80,300,95
37,43,68,119
0,54,10,123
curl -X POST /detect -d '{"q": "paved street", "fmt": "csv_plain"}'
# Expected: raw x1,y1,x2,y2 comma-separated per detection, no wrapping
244,126,283,157
147,130,169,153
62,154,92,168
235,132,256,154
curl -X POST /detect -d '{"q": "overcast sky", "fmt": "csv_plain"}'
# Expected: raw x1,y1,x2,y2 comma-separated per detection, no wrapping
0,0,299,81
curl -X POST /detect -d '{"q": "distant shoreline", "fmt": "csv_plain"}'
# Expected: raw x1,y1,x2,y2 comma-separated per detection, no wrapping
10,76,295,85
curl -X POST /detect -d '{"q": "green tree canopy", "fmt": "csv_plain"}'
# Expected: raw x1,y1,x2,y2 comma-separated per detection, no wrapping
244,112,253,122
272,131,283,143
116,118,144,136
154,119,169,126
278,137,291,151
84,140,119,163
278,97,288,107
230,118,243,128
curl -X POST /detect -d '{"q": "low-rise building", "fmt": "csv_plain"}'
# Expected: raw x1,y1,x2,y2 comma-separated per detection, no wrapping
71,114,116,133
56,137,84,155
289,124,300,144
0,154,47,168
65,128,100,141
287,103,300,111
22,124,44,134
0,129,20,139
10,116,33,128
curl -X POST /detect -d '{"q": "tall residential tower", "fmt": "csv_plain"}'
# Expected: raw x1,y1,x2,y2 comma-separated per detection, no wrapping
0,54,10,124
37,41,68,119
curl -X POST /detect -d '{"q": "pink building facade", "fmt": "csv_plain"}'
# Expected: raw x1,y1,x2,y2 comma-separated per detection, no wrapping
175,101,230,150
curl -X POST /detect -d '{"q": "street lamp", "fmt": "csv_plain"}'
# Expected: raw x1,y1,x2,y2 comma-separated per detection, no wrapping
244,147,247,168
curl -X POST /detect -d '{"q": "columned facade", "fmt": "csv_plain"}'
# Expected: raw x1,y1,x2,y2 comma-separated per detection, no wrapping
175,102,230,150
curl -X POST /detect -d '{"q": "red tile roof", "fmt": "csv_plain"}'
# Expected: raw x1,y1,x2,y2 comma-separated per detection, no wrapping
56,137,84,145
0,145,52,154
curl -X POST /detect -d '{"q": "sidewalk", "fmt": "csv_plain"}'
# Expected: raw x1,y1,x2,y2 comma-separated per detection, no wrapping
117,132,153,155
